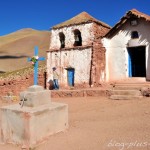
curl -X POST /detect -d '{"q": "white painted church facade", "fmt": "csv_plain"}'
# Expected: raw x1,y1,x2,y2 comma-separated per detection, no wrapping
102,9,150,82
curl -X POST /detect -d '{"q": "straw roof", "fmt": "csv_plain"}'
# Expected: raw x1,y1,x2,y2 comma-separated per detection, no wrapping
52,11,111,29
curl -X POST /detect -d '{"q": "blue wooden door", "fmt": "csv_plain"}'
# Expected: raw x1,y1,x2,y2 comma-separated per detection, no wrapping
128,51,132,77
67,69,75,86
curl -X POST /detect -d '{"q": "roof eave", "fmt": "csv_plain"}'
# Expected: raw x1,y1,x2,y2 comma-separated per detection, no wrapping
104,9,150,38
52,21,111,30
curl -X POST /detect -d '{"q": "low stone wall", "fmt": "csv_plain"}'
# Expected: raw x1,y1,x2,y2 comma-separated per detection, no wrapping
0,66,109,100
51,89,109,98
0,72,46,100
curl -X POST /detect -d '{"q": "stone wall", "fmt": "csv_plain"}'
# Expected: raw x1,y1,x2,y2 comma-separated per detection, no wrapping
0,69,46,100
90,23,110,86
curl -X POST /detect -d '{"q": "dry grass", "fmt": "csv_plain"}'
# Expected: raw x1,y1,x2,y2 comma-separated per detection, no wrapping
0,62,46,80
53,12,111,29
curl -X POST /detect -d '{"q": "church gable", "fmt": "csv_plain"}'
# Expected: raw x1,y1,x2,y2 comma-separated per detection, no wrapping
105,9,150,38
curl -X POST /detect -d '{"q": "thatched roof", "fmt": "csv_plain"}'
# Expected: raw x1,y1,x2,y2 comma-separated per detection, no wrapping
105,9,150,37
52,11,111,29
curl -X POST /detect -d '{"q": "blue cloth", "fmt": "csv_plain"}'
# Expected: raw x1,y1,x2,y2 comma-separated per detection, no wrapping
53,79,59,90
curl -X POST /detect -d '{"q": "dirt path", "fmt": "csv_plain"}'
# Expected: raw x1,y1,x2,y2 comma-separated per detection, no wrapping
1,97,150,150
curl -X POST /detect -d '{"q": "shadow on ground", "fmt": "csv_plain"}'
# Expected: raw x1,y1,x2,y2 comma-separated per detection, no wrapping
0,55,28,59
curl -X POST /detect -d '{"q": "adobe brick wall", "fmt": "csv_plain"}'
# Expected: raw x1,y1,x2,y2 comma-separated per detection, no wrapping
0,71,46,99
90,23,110,86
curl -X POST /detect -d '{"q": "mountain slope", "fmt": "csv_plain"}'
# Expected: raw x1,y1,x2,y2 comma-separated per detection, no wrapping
0,28,51,73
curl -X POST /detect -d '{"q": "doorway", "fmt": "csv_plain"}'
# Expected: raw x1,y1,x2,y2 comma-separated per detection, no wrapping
67,68,75,86
128,46,146,77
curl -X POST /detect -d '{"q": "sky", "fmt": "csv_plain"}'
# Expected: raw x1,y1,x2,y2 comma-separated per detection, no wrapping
0,0,149,36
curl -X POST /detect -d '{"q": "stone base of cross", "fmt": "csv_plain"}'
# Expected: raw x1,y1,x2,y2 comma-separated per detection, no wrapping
28,46,45,85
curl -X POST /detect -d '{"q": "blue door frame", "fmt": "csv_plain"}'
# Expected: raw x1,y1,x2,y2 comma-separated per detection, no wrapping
128,51,132,77
67,68,75,86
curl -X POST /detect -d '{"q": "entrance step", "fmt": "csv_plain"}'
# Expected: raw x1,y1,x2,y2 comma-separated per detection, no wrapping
112,84,150,90
112,77,146,84
112,86,144,90
109,82,149,100
110,95,143,100
126,77,145,82
110,90,142,96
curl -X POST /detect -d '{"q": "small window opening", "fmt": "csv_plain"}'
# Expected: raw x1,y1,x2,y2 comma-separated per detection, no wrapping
131,31,139,39
59,32,65,48
130,19,138,26
73,29,82,46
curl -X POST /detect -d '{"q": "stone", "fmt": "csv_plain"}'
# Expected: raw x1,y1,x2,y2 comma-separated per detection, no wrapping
0,85,68,148
1,103,68,148
141,87,150,97
27,85,44,92
20,85,51,107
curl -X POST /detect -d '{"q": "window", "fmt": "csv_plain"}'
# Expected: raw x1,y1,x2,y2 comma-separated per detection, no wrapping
59,32,65,48
131,31,139,39
73,29,82,46
130,19,138,26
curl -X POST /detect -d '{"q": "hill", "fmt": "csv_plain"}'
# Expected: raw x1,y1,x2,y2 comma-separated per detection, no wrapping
0,28,51,73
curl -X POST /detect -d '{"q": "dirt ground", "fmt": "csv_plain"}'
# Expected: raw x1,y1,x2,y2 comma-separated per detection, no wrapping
1,96,150,150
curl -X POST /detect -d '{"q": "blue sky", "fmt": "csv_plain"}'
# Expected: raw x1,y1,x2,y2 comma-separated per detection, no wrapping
0,0,149,36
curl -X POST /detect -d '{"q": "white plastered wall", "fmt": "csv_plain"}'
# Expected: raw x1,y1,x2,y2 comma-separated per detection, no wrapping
47,48,92,86
102,19,150,81
49,23,94,49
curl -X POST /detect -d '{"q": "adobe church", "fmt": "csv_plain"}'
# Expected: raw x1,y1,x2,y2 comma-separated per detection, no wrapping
103,9,150,82
47,9,150,88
